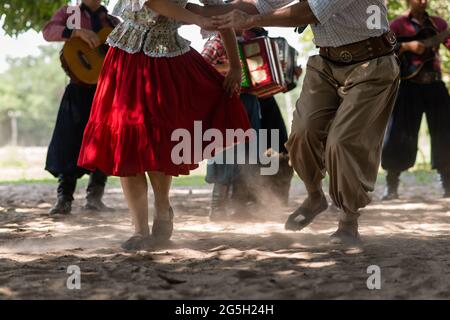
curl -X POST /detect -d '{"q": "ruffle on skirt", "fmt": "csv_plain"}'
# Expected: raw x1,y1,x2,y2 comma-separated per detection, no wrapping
78,47,251,177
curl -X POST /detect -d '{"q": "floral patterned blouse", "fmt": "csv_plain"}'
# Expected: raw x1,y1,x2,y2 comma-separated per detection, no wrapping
108,0,223,58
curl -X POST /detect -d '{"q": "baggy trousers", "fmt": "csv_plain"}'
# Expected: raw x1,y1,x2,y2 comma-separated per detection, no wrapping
285,55,400,216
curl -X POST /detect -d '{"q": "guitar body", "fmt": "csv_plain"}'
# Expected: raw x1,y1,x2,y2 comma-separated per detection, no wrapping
397,27,447,80
60,27,113,85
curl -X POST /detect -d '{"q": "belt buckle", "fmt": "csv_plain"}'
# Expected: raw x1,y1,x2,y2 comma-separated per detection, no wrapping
339,50,353,64
385,31,397,47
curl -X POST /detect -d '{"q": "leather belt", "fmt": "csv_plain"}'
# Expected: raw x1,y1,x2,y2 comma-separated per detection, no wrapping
319,31,397,65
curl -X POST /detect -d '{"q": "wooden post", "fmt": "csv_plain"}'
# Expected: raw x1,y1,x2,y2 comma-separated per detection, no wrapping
7,111,21,146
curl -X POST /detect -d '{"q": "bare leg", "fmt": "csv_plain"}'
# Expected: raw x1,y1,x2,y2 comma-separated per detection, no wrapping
147,171,174,242
120,174,150,236
147,171,172,220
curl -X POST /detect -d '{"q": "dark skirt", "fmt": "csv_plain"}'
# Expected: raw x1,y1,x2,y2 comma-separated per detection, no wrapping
45,83,96,178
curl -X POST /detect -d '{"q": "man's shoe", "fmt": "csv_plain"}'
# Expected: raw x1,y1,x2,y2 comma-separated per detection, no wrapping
285,193,328,231
83,198,114,212
50,174,76,215
49,199,72,215
382,189,399,201
440,172,450,199
209,184,229,222
329,220,361,245
381,171,401,201
84,171,111,212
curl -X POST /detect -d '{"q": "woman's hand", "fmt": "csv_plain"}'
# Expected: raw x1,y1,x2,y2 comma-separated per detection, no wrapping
223,65,242,96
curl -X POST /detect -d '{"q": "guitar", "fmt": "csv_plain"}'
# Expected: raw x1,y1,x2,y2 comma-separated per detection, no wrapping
397,27,450,80
60,27,113,85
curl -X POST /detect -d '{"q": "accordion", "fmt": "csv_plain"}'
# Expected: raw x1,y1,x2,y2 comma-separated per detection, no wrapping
238,36,299,98
234,37,298,98
272,37,300,93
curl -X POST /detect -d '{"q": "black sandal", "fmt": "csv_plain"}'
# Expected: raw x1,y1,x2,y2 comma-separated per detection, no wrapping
285,197,328,231
152,207,174,242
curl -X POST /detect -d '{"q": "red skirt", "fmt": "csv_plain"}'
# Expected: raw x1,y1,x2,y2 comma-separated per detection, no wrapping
77,47,251,177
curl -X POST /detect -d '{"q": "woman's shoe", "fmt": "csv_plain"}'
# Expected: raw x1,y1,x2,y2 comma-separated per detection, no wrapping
152,207,174,242
121,234,153,251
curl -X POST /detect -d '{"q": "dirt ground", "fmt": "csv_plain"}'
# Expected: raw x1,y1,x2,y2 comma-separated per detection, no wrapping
1,173,450,300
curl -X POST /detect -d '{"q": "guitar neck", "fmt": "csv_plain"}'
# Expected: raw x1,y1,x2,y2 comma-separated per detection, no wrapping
422,29,450,47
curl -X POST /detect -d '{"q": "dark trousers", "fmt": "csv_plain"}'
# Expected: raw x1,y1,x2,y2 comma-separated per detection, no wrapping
46,82,96,177
382,81,450,174
259,96,289,154
47,82,108,202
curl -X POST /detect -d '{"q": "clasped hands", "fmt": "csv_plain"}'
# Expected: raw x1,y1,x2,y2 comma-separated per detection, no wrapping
200,9,253,31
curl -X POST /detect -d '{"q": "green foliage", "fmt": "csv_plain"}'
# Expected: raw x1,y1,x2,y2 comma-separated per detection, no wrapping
0,0,70,36
0,44,67,145
0,0,110,37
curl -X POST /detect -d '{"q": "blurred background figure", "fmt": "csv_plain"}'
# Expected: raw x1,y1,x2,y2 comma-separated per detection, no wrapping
382,0,450,200
202,29,262,222
42,0,118,214
202,26,297,221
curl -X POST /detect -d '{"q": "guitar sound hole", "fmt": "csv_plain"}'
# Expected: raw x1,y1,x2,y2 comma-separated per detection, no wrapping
77,50,92,70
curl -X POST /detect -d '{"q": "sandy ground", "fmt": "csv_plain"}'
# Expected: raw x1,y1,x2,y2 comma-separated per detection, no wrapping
0,174,450,300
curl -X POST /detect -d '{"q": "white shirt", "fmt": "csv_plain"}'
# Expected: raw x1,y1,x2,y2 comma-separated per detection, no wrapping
254,0,390,47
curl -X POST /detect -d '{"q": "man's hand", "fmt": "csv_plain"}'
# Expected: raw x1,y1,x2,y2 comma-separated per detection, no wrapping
403,41,426,55
223,66,242,96
212,9,254,30
73,29,101,49
197,15,217,31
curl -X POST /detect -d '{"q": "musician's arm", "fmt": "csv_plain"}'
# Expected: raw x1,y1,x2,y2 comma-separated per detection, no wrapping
441,22,450,51
445,37,450,51
42,6,73,42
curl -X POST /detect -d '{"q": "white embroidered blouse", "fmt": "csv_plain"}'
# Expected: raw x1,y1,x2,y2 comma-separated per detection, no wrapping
108,0,223,58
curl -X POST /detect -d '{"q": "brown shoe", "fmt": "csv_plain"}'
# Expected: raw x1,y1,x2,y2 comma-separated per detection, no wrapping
152,207,174,242
285,193,328,231
330,220,361,245
121,234,154,251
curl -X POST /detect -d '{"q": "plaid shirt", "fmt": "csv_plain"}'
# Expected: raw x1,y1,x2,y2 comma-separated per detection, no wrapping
255,0,389,47
201,35,228,66
391,12,450,74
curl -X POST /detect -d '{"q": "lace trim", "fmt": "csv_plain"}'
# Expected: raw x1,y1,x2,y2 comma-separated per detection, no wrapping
107,20,192,58
109,0,224,57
